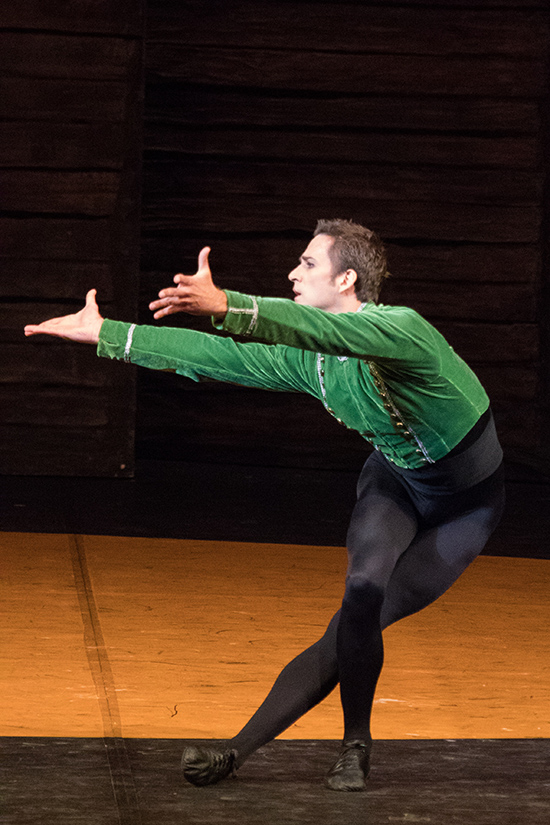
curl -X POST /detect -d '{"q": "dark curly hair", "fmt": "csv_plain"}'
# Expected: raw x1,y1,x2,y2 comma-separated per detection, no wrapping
314,218,389,303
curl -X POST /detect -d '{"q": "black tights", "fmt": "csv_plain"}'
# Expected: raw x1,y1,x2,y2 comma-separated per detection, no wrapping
229,452,505,766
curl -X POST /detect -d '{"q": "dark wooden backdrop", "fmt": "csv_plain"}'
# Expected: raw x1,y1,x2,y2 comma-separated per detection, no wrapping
0,1,144,475
1,0,549,476
139,0,550,471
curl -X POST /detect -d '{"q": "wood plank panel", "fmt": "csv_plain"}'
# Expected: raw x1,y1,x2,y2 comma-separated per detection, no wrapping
492,404,541,448
341,0,546,5
0,122,125,169
137,381,365,470
0,78,129,121
386,244,540,284
2,343,109,387
383,281,537,323
0,262,112,300
146,47,546,97
146,159,541,205
0,389,110,427
436,322,539,363
1,6,143,477
146,85,541,133
0,218,111,259
473,366,537,403
0,0,143,35
1,171,120,215
147,2,547,57
5,162,540,217
1,33,139,80
145,125,541,169
334,0,547,6
0,423,134,476
144,198,541,243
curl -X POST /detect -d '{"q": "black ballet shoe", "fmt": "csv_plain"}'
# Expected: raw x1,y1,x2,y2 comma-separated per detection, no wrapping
181,744,238,787
324,740,371,792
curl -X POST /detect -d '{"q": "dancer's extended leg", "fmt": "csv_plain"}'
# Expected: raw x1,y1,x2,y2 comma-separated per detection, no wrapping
229,611,340,766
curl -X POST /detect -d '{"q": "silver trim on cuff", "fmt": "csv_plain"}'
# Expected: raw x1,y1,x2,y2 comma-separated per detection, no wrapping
124,324,136,362
228,296,259,336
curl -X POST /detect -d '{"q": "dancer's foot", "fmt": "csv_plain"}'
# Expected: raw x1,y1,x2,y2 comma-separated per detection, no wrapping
181,744,238,787
324,741,370,792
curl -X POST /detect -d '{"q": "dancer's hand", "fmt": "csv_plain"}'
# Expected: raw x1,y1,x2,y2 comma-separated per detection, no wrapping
24,289,104,344
149,246,228,320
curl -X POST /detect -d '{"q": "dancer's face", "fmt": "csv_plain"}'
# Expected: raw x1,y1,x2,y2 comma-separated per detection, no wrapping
288,234,355,312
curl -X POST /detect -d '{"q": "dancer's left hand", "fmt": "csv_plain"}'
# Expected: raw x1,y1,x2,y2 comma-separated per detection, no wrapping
149,246,228,320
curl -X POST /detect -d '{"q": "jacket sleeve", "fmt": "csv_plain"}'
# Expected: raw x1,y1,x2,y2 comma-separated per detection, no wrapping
218,290,439,370
97,319,315,394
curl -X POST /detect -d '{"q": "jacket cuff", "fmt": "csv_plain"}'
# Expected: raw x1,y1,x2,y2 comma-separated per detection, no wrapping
97,319,135,361
215,290,259,336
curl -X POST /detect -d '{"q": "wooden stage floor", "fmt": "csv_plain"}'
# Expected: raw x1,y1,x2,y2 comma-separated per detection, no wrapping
2,527,550,823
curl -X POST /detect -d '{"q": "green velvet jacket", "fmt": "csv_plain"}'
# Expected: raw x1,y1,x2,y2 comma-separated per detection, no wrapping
97,290,489,469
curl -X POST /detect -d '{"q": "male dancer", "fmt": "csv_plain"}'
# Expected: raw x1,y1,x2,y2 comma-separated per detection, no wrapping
25,219,505,792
